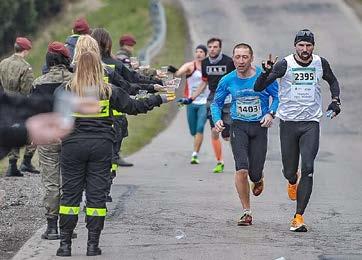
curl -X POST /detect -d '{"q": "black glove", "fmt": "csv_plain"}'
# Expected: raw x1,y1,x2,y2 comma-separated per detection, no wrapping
327,101,341,116
177,98,193,105
262,59,275,74
168,65,178,73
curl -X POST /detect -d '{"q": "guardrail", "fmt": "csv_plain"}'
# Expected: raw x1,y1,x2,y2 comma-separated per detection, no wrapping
138,0,167,64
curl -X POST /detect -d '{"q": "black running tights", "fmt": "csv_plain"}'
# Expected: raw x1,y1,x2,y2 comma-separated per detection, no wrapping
279,120,320,215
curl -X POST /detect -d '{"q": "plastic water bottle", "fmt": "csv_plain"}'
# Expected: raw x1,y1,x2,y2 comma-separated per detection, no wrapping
54,90,75,128
138,89,148,99
175,229,186,240
326,110,334,118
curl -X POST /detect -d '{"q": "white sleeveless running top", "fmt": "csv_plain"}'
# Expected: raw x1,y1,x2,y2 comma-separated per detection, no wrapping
185,63,209,105
277,54,324,122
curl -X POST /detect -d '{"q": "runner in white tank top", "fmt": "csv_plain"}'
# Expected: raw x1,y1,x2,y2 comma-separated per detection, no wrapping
184,64,209,105
168,45,209,164
254,29,341,232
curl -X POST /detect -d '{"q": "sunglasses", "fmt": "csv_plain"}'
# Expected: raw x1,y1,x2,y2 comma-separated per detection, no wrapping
296,30,314,37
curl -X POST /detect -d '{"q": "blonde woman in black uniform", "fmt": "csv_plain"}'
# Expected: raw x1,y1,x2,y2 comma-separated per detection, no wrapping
56,51,174,257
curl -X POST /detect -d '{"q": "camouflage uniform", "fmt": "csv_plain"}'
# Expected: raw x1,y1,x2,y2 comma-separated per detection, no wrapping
116,48,157,77
39,143,61,217
33,65,72,218
0,54,36,162
115,48,132,69
8,145,37,161
0,54,34,95
33,65,72,217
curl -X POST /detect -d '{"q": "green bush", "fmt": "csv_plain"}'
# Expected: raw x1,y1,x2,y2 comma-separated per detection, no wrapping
0,0,64,57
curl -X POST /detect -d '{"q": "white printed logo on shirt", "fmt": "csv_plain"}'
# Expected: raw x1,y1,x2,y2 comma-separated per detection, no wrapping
206,65,227,75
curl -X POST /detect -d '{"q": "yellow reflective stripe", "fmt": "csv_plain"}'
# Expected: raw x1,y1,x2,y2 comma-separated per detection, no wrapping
102,63,116,70
86,207,107,217
73,100,110,118
111,163,118,171
59,205,80,215
112,109,123,116
103,75,109,84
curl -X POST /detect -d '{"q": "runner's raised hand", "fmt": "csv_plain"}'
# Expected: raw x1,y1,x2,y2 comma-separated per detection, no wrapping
262,54,278,74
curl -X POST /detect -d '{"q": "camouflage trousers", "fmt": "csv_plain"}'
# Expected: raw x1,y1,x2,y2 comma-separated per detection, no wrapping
38,143,61,218
8,144,36,161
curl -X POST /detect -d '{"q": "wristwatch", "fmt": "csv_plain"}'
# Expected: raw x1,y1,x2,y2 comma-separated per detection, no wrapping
268,111,276,119
332,97,341,105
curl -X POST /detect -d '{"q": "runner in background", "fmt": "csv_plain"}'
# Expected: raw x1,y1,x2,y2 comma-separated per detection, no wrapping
189,38,235,173
170,44,209,164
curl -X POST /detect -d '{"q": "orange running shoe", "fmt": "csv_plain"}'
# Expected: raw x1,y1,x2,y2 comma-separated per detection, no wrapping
287,171,300,201
290,214,307,232
251,178,264,196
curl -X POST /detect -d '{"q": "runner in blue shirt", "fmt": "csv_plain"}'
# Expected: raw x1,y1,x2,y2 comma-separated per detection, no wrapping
211,43,279,226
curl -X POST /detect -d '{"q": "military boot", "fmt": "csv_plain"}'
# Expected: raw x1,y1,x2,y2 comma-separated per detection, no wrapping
86,231,102,256
41,217,59,240
117,157,133,167
20,155,40,174
5,160,23,177
56,230,73,257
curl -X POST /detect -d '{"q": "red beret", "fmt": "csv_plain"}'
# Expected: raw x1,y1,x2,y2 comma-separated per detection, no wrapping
119,34,136,46
48,41,70,58
73,18,90,34
15,37,32,50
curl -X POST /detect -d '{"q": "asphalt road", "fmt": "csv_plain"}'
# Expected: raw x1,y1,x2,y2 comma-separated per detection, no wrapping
13,0,362,259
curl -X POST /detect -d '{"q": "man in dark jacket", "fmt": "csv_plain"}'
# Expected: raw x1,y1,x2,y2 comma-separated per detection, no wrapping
42,18,90,74
65,17,91,59
0,93,65,158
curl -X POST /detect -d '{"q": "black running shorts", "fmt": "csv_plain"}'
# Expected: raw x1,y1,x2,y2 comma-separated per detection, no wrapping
230,120,268,182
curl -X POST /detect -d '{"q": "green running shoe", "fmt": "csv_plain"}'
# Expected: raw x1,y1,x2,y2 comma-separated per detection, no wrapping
190,155,199,164
237,213,252,226
213,162,224,173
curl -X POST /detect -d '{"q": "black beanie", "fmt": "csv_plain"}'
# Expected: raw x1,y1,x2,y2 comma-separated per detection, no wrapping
294,29,315,45
196,44,207,54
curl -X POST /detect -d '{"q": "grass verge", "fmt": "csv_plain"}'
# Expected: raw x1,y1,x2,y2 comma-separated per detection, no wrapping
344,0,362,20
122,2,187,155
27,0,152,77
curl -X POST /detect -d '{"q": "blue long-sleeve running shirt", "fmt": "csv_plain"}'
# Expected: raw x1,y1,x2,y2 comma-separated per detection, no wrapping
211,66,279,123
